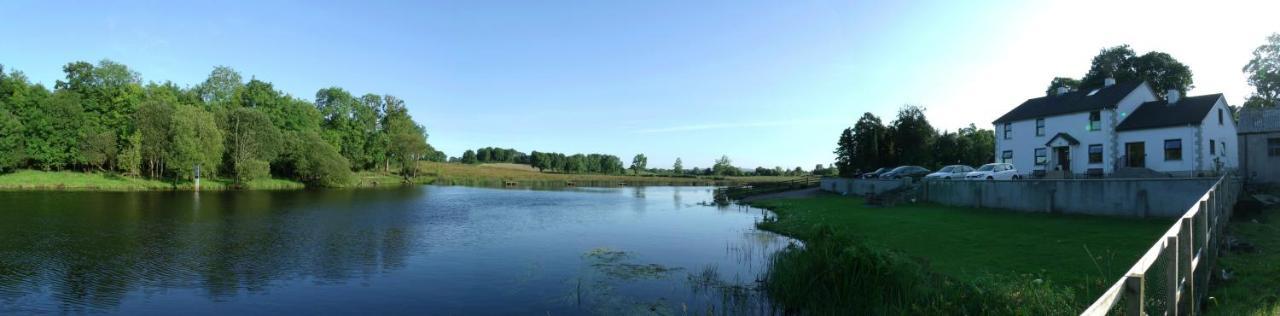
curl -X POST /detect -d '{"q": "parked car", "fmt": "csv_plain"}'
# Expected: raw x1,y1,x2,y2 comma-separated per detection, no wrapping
879,166,931,180
924,165,975,180
861,168,890,179
964,163,1021,180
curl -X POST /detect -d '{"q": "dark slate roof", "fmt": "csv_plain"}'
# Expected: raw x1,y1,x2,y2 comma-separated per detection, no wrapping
1115,94,1223,131
993,81,1145,124
1044,133,1080,146
1238,107,1280,134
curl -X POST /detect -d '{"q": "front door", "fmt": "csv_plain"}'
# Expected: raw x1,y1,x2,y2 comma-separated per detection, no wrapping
1054,147,1070,172
1125,142,1145,168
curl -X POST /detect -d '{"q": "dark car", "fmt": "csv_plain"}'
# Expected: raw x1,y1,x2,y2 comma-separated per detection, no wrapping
860,168,890,179
879,166,931,180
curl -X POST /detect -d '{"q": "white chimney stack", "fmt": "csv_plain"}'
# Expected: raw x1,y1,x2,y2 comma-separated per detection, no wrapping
1056,86,1070,96
1104,77,1116,87
1167,89,1181,104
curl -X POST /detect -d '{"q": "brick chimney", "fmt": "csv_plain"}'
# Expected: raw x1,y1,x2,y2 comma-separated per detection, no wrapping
1166,89,1181,104
1056,86,1070,96
1104,77,1116,87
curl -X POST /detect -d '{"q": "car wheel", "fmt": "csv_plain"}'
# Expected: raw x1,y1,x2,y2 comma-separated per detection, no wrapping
1012,175,1021,180
987,176,994,180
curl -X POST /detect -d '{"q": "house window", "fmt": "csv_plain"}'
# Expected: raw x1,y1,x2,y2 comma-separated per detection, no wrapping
1210,140,1216,155
1004,123,1012,139
1034,148,1047,166
1088,111,1101,131
1269,138,1280,157
1164,139,1182,161
1089,144,1103,164
1036,118,1045,136
1218,109,1224,125
1002,150,1013,163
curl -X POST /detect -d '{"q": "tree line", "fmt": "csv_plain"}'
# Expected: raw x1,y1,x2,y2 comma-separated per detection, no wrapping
833,105,996,178
0,60,443,186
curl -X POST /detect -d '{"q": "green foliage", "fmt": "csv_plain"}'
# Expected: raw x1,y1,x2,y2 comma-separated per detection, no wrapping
24,91,84,170
79,125,118,171
672,157,683,174
283,131,352,187
461,149,478,164
889,105,935,167
226,107,282,183
1078,45,1194,96
712,155,737,176
137,100,174,178
166,104,224,180
0,109,24,171
1243,33,1280,109
630,153,647,175
1045,77,1081,96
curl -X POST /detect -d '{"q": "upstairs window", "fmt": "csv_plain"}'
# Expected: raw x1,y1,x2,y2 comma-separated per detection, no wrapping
1004,123,1012,139
1210,140,1216,155
1088,111,1102,131
1089,144,1103,164
1036,118,1045,136
1034,148,1047,165
1002,150,1013,163
1218,109,1224,125
1164,139,1182,161
1269,138,1280,157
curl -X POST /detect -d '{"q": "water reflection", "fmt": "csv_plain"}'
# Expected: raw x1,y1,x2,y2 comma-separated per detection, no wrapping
0,186,787,315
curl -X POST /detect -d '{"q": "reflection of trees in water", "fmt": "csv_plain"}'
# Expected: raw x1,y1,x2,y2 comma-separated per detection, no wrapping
0,188,425,312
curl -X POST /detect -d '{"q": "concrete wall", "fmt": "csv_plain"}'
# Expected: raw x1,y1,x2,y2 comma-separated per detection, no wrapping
1240,132,1280,184
921,178,1218,218
821,177,909,196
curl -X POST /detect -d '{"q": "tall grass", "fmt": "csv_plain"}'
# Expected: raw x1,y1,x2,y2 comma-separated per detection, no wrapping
762,224,1077,315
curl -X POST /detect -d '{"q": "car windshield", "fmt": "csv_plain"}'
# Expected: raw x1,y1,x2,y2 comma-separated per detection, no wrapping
977,164,996,171
939,166,954,172
891,167,911,173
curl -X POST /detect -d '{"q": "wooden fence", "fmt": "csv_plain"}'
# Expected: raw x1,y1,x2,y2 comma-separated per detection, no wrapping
720,175,821,201
1082,174,1241,315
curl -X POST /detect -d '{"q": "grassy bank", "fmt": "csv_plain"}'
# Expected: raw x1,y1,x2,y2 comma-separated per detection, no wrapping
1206,203,1280,315
750,194,1172,313
415,162,790,187
0,170,304,191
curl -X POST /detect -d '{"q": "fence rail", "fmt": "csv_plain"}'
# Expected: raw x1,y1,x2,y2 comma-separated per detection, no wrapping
1082,174,1240,315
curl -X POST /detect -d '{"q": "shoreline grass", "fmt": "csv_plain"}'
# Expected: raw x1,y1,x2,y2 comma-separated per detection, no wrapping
0,170,306,191
1205,204,1280,315
749,193,1172,313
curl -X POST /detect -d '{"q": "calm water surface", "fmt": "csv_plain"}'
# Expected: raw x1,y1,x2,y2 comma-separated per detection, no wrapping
0,186,788,315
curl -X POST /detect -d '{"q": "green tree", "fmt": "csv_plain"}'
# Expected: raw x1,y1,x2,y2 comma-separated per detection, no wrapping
1243,33,1280,109
56,60,144,171
167,104,225,180
79,125,117,171
833,127,857,177
0,109,23,171
24,91,83,170
889,105,935,167
630,154,647,175
385,111,428,180
712,155,735,176
196,66,243,107
282,130,352,187
226,107,282,183
1044,77,1081,96
1079,45,1194,96
137,100,174,178
461,150,478,164
673,158,683,175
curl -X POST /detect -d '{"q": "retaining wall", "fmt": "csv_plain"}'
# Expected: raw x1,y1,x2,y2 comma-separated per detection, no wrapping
820,177,910,196
921,178,1218,218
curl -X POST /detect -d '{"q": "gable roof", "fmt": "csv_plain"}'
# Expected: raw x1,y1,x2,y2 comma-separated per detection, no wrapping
1044,133,1080,147
1238,107,1280,134
993,81,1144,124
1115,94,1223,131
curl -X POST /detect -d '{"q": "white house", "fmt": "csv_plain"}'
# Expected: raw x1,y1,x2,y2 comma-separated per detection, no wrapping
992,79,1238,177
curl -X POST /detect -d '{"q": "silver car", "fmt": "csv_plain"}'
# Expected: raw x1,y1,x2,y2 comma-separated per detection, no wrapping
924,165,975,180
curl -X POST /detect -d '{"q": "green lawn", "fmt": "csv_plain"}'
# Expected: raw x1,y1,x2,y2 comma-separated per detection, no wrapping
0,170,304,191
752,194,1173,304
1207,205,1280,315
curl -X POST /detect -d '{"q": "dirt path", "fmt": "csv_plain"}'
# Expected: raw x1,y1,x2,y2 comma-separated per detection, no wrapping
738,187,823,203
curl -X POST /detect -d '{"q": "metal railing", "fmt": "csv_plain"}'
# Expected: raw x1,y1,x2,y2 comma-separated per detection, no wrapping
1082,174,1240,315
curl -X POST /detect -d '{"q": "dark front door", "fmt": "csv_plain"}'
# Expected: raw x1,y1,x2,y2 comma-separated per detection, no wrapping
1054,147,1070,171
1125,142,1145,168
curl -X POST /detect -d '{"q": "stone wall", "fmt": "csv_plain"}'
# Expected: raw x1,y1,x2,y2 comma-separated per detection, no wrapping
921,178,1218,218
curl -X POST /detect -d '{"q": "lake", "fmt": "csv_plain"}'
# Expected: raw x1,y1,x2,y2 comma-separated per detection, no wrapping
0,186,790,315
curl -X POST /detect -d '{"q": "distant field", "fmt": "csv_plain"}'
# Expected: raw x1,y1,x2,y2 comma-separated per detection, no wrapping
417,162,796,187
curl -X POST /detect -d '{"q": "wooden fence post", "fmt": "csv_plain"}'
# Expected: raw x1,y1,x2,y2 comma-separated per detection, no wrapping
1166,236,1179,316
1181,217,1195,314
1124,274,1145,315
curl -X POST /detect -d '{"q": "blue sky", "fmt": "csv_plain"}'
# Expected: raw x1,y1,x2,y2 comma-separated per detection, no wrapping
1,1,1276,169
